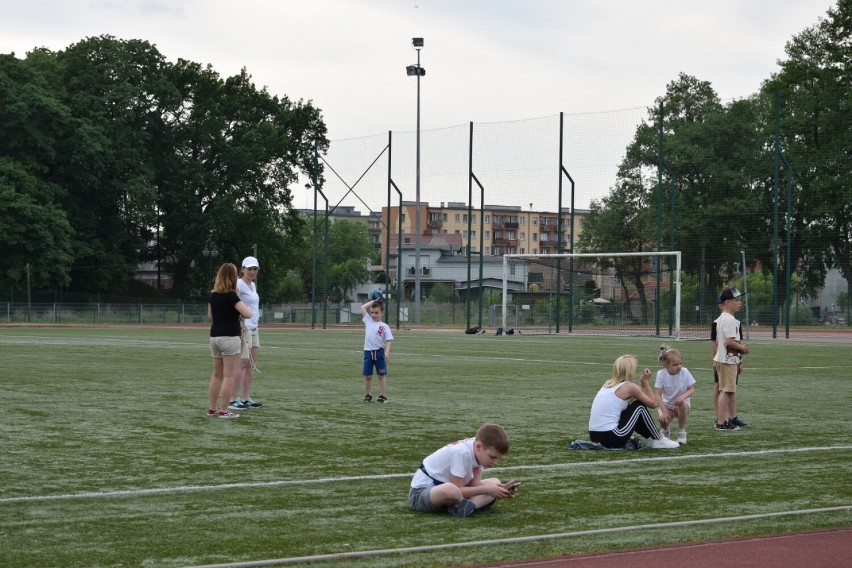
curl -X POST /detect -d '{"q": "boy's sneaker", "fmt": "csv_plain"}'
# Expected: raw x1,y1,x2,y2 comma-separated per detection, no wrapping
229,400,249,410
377,395,388,404
363,394,373,403
448,498,477,518
715,421,739,431
207,409,219,417
725,420,741,430
647,437,680,449
677,431,687,445
218,411,240,419
729,416,749,427
245,398,263,408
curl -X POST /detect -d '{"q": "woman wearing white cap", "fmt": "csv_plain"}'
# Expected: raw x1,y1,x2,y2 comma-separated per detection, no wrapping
230,256,263,410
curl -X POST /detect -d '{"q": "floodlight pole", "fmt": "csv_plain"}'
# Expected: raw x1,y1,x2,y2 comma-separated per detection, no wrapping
413,38,424,324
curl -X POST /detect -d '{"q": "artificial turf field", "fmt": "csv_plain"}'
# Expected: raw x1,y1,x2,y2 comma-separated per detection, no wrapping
1,326,850,567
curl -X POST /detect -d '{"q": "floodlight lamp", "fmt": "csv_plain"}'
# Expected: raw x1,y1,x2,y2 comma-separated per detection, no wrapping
412,37,424,47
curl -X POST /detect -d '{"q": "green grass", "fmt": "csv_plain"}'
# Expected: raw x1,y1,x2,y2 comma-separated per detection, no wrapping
0,326,850,567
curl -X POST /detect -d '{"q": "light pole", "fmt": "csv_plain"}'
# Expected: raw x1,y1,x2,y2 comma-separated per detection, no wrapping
202,239,218,289
406,37,425,323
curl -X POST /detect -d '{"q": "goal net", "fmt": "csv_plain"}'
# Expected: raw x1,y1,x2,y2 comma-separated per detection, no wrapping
500,252,691,339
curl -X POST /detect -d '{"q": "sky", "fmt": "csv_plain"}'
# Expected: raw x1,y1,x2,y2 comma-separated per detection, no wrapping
2,0,837,211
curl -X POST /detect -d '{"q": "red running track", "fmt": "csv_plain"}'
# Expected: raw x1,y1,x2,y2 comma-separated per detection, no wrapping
475,528,852,568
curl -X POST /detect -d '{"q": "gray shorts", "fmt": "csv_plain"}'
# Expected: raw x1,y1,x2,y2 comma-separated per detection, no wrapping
408,485,441,513
210,336,241,358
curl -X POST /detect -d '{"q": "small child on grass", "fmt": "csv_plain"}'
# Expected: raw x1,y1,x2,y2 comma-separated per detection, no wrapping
655,345,696,445
409,423,519,517
360,299,393,403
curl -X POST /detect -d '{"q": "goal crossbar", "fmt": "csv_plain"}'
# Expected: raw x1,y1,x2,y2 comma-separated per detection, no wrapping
501,251,682,339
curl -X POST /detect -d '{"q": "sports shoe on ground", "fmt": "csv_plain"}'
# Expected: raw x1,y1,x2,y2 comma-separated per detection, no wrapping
647,436,680,449
448,498,477,517
363,394,373,403
725,420,741,430
245,398,263,408
677,431,687,444
207,409,219,417
377,395,388,403
218,411,240,419
715,421,740,431
229,400,250,410
729,416,749,427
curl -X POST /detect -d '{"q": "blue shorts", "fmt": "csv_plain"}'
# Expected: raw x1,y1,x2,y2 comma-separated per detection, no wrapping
362,349,387,377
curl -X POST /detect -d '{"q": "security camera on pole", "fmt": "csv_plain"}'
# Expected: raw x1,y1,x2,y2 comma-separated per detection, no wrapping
406,37,425,324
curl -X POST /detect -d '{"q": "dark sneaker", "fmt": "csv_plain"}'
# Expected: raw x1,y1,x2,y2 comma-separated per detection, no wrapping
448,498,477,517
245,398,263,408
729,416,749,427
715,422,732,431
363,394,373,403
725,420,741,430
229,400,250,410
377,395,388,403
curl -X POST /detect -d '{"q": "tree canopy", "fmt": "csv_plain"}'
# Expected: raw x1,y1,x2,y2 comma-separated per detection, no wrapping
1,36,328,300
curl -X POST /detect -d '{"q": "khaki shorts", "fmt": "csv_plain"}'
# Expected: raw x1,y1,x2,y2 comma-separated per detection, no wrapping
211,336,241,358
241,328,260,359
715,362,738,393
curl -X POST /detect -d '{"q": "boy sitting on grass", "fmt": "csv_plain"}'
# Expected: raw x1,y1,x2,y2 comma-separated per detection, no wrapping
409,423,519,517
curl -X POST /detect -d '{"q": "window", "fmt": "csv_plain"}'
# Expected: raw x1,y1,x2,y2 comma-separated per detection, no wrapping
471,214,476,223
485,215,490,223
455,214,460,222
507,231,515,240
533,248,538,254
520,248,525,254
494,231,502,240
520,217,525,225
401,214,406,222
532,218,537,225
485,231,490,239
533,233,538,242
541,234,549,242
462,214,468,222
443,229,448,234
442,213,448,221
520,232,526,241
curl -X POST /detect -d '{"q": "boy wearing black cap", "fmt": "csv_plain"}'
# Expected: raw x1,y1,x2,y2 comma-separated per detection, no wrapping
713,287,749,430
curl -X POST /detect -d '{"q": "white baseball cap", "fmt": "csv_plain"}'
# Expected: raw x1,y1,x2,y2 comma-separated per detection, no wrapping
242,256,259,269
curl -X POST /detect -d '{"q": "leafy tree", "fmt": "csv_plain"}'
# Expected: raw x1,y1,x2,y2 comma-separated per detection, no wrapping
427,282,452,303
0,53,75,291
762,0,852,305
317,220,376,303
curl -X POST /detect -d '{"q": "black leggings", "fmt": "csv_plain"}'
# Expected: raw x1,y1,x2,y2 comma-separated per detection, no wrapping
589,401,660,448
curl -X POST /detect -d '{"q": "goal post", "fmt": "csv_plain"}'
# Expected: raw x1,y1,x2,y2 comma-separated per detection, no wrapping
501,251,684,338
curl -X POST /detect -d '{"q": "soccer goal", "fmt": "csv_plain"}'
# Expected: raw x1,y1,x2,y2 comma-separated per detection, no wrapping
500,252,688,339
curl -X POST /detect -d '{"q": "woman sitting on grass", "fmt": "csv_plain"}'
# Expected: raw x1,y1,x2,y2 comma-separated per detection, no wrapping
588,355,679,449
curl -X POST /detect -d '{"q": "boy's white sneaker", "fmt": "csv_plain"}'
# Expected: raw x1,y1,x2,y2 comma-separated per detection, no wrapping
648,436,679,449
677,431,687,445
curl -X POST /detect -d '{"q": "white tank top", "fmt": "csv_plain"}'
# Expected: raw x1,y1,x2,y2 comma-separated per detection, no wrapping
588,382,629,431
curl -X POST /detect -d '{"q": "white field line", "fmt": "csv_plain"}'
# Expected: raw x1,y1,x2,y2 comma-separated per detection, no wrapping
3,445,850,505
185,506,852,568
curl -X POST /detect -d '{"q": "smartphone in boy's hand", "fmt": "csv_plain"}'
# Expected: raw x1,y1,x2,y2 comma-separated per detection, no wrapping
504,479,521,494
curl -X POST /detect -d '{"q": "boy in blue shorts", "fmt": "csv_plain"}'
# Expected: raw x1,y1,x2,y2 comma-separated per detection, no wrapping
361,299,393,403
409,423,518,517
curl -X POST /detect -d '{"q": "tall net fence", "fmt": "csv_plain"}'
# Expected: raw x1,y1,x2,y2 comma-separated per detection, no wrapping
308,86,849,336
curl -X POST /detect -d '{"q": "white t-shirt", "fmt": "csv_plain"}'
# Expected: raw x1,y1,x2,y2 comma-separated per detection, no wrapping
713,311,740,363
363,313,393,350
588,382,629,432
654,367,696,408
237,279,259,330
411,437,481,489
